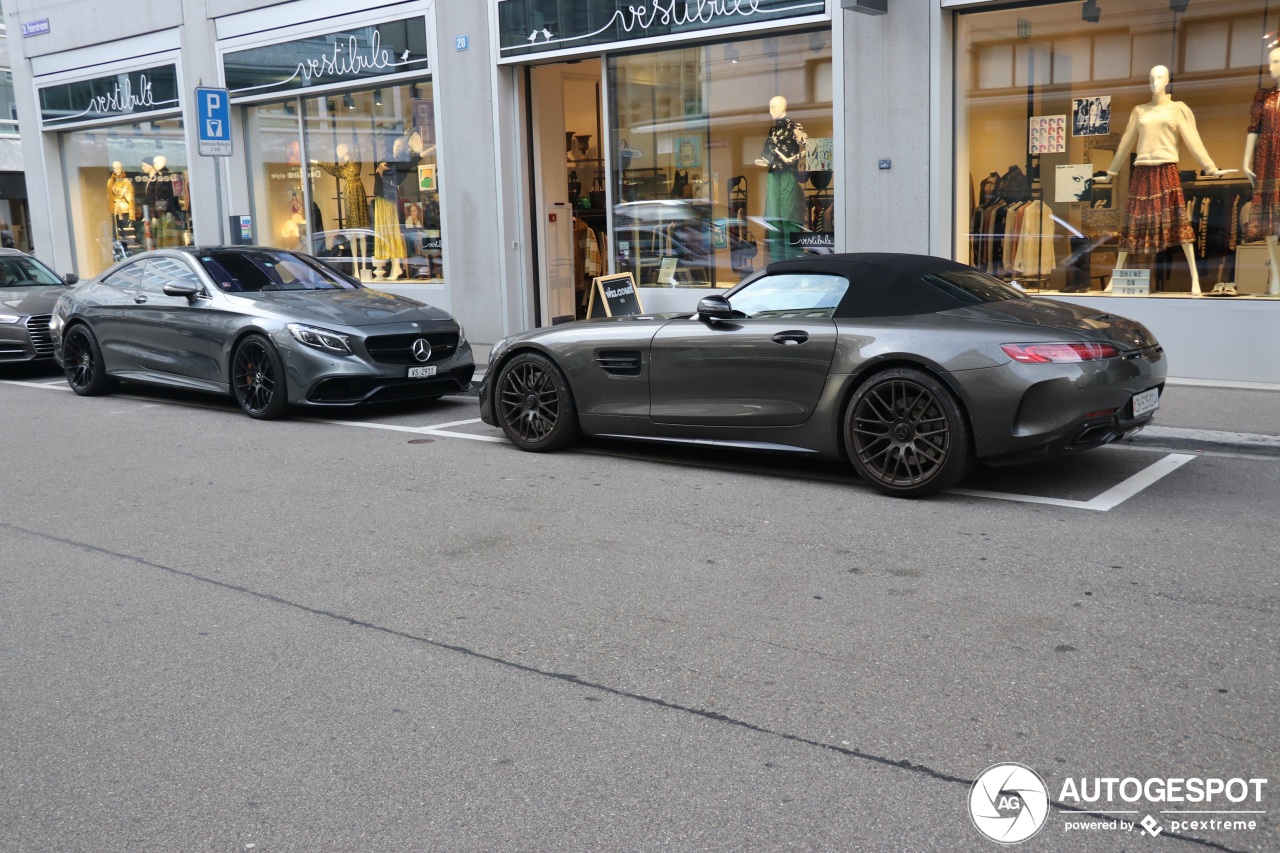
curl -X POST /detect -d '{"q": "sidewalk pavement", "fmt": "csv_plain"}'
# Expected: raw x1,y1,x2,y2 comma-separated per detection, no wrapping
458,346,1280,455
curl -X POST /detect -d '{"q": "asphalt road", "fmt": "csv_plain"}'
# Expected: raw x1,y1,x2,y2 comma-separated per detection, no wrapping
1,367,1276,852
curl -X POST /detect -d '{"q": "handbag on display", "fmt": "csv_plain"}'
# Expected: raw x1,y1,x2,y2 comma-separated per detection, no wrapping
589,176,606,209
568,171,581,206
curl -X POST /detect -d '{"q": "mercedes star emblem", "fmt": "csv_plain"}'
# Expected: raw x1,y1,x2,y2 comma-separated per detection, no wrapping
411,338,432,363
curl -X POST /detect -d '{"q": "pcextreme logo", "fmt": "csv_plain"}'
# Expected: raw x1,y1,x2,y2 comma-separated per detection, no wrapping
968,764,1270,844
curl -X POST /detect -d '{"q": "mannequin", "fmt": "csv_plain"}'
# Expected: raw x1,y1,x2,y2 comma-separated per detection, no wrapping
1095,66,1233,294
372,149,407,280
1243,46,1280,296
754,95,807,260
314,143,370,276
137,157,158,249
107,161,134,246
151,155,184,247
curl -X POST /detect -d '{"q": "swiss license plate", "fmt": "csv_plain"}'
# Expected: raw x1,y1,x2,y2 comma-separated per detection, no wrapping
1132,387,1160,418
407,366,437,379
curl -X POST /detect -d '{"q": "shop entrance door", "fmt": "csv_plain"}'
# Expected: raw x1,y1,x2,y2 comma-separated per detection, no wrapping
528,61,605,326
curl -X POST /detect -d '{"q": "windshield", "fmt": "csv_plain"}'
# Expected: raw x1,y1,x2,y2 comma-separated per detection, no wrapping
0,256,64,287
197,250,360,293
921,269,1026,304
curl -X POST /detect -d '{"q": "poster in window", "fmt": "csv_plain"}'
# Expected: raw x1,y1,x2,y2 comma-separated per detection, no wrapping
1029,115,1066,155
805,138,834,171
673,136,701,169
418,164,436,192
1055,163,1095,203
1072,96,1111,137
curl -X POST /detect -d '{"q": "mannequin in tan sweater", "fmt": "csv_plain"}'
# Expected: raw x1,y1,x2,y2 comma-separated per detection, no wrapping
1095,66,1234,294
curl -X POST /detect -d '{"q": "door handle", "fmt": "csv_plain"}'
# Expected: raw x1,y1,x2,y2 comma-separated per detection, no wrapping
133,295,148,304
771,331,809,345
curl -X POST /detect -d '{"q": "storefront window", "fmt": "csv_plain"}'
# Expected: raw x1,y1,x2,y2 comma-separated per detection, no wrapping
608,30,834,289
62,119,192,276
958,0,1280,298
246,81,441,286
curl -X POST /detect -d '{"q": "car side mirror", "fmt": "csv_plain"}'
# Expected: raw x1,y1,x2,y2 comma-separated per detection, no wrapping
697,294,733,323
63,273,78,286
163,282,201,302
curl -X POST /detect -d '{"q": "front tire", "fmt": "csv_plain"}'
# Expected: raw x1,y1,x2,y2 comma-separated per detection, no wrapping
494,351,578,451
844,367,974,497
231,334,290,420
62,324,117,396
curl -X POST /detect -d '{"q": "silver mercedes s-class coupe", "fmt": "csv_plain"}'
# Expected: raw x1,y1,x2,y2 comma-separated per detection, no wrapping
52,246,472,419
480,253,1166,497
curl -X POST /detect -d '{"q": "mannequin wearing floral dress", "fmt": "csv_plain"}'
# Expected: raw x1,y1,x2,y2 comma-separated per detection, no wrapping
314,144,369,276
1243,46,1280,295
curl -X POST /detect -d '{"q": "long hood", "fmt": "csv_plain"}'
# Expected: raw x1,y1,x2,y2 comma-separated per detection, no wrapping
0,286,64,315
238,288,453,327
943,297,1159,351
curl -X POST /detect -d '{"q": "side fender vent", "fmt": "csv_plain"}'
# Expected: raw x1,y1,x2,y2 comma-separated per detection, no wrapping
596,350,642,377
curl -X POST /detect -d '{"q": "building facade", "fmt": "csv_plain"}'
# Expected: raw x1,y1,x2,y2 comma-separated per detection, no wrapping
4,0,1277,383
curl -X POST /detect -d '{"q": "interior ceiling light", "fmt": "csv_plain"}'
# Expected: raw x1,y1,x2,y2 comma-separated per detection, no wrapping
344,93,356,110
1082,0,1101,23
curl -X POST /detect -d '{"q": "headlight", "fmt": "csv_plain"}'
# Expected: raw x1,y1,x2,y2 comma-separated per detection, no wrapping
0,314,20,324
457,323,467,346
287,323,352,355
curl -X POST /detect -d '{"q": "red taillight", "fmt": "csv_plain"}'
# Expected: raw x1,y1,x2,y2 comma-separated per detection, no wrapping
1001,342,1120,363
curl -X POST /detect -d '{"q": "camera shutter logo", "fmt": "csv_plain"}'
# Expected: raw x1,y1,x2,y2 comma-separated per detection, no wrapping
969,763,1050,844
411,338,432,362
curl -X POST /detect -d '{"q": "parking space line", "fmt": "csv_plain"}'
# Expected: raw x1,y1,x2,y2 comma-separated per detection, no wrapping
0,379,69,391
950,452,1196,511
3,381,1199,509
306,416,508,443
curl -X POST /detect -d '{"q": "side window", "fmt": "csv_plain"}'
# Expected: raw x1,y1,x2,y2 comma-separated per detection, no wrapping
141,257,203,294
101,260,149,291
729,273,849,319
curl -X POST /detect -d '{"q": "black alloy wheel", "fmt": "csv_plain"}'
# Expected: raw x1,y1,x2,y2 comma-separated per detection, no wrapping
494,351,578,451
62,324,117,396
844,367,974,497
231,334,290,419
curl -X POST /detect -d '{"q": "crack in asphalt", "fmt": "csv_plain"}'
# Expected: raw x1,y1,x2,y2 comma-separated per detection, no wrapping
2,521,1256,853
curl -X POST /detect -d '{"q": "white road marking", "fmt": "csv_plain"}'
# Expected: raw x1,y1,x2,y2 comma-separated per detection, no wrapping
949,453,1197,511
306,416,508,443
0,379,70,391
3,380,1199,509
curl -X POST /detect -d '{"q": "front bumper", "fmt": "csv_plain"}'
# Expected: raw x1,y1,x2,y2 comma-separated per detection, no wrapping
277,331,475,408
0,315,55,363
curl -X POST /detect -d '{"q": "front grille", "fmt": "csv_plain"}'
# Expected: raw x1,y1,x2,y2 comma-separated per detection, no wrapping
25,315,54,355
364,332,458,366
596,349,642,376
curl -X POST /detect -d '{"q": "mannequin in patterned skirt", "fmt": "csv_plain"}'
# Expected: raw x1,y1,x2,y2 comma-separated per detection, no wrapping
1094,66,1234,294
1243,46,1280,296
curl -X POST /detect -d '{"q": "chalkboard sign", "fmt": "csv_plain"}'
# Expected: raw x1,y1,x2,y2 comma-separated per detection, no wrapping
587,272,644,318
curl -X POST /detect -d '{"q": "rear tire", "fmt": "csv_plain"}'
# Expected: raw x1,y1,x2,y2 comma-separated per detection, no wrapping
843,367,974,497
62,324,117,396
494,351,578,452
231,334,290,420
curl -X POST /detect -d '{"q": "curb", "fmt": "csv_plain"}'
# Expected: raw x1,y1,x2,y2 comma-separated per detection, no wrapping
1124,426,1280,456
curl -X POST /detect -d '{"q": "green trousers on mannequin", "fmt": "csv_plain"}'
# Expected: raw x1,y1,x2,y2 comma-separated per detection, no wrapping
765,170,806,260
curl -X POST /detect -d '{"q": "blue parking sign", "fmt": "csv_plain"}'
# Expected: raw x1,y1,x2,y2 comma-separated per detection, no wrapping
196,87,232,157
